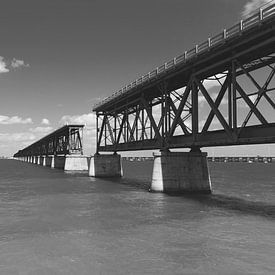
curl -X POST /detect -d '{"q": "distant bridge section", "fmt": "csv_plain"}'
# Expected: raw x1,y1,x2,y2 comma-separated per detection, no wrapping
93,3,275,153
14,125,88,171
14,125,84,157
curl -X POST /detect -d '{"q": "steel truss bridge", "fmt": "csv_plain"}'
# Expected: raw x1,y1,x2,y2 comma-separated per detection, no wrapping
94,4,275,153
14,125,84,158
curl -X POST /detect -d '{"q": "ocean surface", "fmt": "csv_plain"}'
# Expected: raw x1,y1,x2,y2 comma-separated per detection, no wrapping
0,159,274,275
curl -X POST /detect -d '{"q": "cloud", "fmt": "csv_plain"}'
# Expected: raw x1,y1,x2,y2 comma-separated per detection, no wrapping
59,113,96,129
0,56,29,74
0,56,9,73
41,118,50,125
11,58,29,69
0,115,33,125
242,0,273,17
29,126,53,134
0,132,36,142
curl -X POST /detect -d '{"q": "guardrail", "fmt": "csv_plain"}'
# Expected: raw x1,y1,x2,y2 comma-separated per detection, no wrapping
94,2,275,110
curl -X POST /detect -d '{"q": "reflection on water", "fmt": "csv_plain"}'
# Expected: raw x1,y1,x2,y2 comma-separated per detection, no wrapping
0,159,274,274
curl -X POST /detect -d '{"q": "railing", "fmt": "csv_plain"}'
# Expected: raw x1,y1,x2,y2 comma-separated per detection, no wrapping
94,2,275,110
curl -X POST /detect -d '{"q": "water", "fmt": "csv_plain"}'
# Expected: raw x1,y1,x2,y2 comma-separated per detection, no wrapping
0,159,274,274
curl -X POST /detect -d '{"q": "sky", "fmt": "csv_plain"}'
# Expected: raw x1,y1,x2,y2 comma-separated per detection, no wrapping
0,0,274,157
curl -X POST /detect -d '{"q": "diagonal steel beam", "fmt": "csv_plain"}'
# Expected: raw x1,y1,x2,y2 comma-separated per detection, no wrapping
241,67,275,129
97,114,107,148
235,82,268,125
168,97,190,135
195,78,234,140
140,97,162,141
263,93,275,109
168,81,192,138
115,113,127,145
202,75,230,132
106,117,115,145
128,108,140,142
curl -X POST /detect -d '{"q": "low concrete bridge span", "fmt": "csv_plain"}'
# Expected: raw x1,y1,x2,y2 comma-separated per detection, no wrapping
90,3,275,194
14,125,88,171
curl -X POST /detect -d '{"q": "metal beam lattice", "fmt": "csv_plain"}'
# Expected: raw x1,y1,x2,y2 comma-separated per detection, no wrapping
14,125,84,157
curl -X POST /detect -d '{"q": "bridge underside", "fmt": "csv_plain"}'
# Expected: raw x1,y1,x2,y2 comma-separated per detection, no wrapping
95,16,275,153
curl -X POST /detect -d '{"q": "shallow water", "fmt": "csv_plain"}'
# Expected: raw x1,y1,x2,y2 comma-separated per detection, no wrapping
0,159,274,274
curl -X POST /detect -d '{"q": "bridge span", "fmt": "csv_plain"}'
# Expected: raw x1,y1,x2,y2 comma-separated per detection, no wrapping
91,4,275,193
14,125,88,171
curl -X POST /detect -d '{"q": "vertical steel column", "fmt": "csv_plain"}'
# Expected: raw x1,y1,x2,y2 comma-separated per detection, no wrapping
228,71,232,128
114,113,117,147
141,106,144,141
192,79,199,141
232,61,237,132
96,113,99,153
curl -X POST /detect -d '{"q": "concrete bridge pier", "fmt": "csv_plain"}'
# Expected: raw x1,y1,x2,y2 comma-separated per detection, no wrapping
44,155,54,167
39,156,46,166
37,156,41,165
64,155,88,171
52,156,65,169
89,153,123,177
151,149,211,194
35,156,39,164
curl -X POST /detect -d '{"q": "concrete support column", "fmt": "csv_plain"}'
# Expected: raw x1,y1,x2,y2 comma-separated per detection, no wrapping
64,155,88,171
89,153,123,177
37,156,41,165
39,156,45,166
53,156,66,169
45,156,54,167
151,150,211,194
41,156,46,166
34,156,39,164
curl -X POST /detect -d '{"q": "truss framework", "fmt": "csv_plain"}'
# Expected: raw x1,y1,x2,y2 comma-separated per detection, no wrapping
96,55,275,152
14,125,84,157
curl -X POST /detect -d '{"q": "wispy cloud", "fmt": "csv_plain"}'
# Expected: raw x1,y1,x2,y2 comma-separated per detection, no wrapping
11,58,30,69
0,56,9,73
0,56,29,74
59,113,96,129
0,132,36,142
29,126,53,134
41,118,50,125
242,0,274,17
0,115,33,125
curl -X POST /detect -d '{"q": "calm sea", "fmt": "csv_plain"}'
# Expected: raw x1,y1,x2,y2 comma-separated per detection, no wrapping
0,159,274,274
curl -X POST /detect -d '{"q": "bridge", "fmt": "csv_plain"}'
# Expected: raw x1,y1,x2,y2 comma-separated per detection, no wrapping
90,3,275,193
14,125,88,171
13,3,275,194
